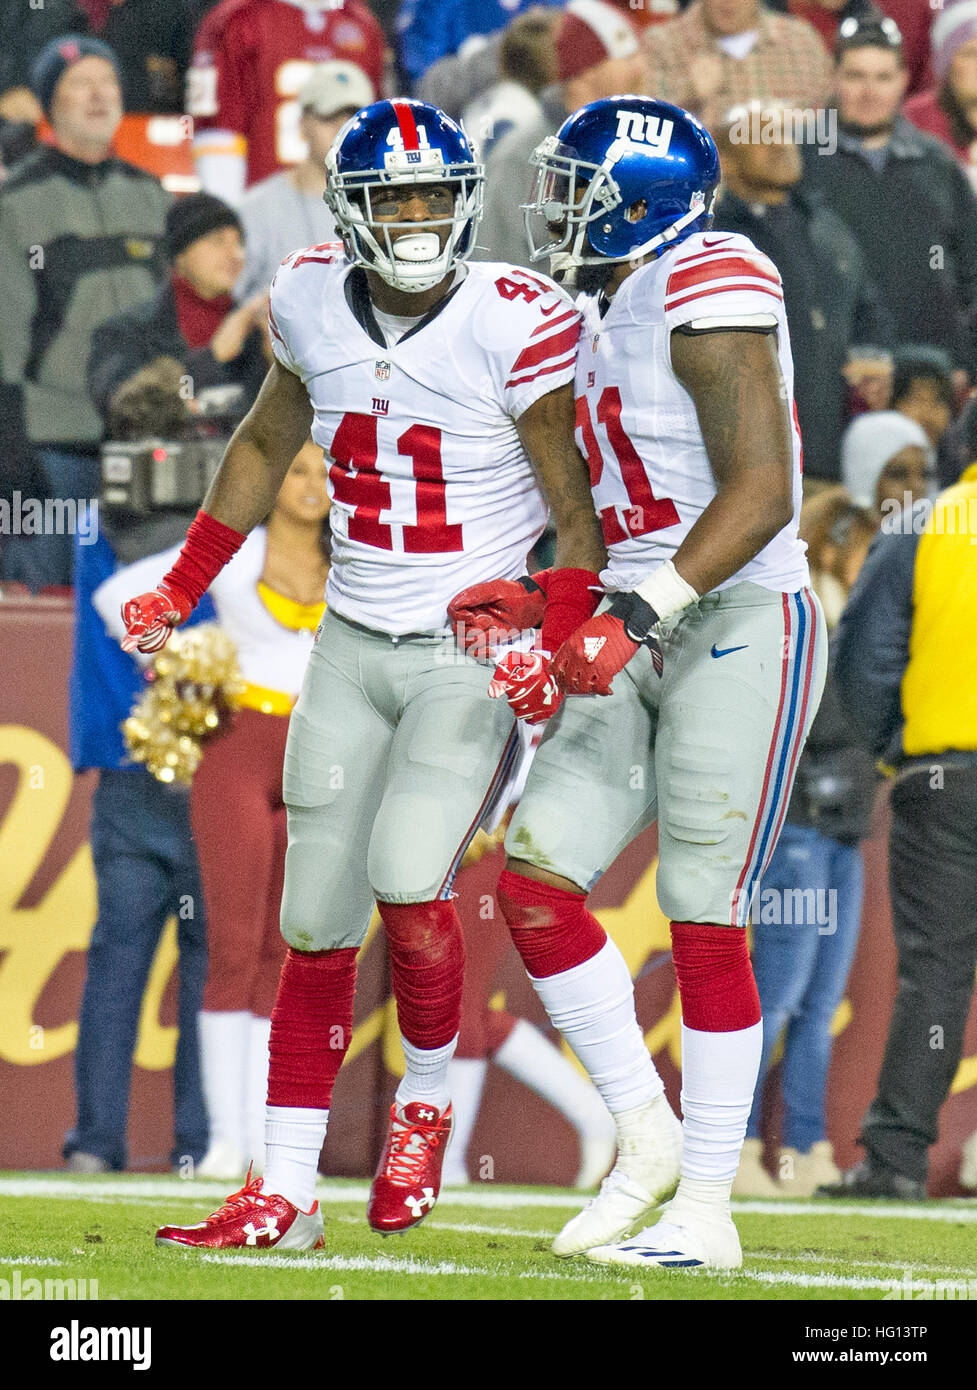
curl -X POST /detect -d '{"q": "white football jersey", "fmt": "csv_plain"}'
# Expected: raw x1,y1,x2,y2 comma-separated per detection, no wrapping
575,230,810,594
268,247,581,634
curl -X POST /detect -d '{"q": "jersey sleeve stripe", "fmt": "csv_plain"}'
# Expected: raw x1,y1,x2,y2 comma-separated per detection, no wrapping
507,320,581,377
504,352,578,389
268,303,285,345
667,255,781,297
529,307,578,337
665,281,784,312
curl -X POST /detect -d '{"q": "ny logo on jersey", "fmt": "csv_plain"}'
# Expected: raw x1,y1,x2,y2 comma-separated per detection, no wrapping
372,397,389,415
243,1218,279,1245
614,110,674,156
404,1187,436,1218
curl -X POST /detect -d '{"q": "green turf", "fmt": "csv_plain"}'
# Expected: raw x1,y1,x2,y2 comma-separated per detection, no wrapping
2,1173,976,1301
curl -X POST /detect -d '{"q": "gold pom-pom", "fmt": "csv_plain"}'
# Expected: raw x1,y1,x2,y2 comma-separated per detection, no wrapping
123,625,245,785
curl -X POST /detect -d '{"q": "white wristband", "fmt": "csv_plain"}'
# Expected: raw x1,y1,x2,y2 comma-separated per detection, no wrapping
634,560,699,621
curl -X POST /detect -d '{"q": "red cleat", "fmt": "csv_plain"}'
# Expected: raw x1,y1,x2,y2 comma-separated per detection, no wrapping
155,1166,325,1251
367,1102,453,1233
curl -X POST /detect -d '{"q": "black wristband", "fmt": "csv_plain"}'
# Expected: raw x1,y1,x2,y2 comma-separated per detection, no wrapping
607,590,661,644
515,574,544,595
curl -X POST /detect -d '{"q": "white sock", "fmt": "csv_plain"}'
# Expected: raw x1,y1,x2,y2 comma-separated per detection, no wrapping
263,1105,329,1211
493,1019,612,1136
198,1010,250,1155
245,1015,272,1168
528,939,665,1114
442,1058,488,1179
678,1020,763,1196
396,1034,458,1113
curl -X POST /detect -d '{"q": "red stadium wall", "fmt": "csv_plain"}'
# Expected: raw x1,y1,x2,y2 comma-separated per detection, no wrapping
1,598,975,1191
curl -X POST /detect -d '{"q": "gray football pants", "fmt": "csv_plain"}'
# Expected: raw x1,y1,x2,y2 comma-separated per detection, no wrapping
280,610,518,951
506,583,827,927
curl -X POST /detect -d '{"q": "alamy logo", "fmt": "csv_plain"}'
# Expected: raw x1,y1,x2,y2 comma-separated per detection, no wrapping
614,110,674,155
50,1321,151,1371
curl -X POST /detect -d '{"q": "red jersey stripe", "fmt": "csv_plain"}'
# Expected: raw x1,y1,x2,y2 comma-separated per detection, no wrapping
667,255,781,297
530,307,578,338
507,321,581,377
665,281,783,312
392,100,420,151
505,352,577,390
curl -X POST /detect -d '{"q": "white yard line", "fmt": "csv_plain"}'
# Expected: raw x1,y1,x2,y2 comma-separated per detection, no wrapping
0,1255,66,1267
4,1175,976,1223
198,1251,611,1283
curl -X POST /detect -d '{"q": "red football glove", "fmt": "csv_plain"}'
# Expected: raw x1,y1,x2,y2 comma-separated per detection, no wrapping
448,574,548,655
552,593,664,697
121,582,193,654
488,649,563,725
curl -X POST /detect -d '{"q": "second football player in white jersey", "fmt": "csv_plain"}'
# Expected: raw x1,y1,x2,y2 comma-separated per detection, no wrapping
121,99,607,1250
453,97,828,1270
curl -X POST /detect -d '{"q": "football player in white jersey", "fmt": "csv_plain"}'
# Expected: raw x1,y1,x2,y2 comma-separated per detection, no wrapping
451,97,828,1270
120,99,608,1251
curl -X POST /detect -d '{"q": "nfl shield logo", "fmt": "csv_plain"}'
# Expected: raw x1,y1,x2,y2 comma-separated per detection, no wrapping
375,360,391,381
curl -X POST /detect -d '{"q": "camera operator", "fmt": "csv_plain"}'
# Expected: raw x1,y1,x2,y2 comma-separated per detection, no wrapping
88,192,269,437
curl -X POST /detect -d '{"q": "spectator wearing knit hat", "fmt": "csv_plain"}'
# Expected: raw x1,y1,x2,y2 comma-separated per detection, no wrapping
641,0,833,136
904,0,977,193
88,192,269,439
0,34,170,590
839,410,935,519
477,0,646,268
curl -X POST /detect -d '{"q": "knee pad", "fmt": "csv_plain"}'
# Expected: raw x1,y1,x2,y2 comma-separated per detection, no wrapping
670,921,760,1032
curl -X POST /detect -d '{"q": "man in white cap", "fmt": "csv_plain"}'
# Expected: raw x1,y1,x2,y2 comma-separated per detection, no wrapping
236,61,375,300
477,0,647,268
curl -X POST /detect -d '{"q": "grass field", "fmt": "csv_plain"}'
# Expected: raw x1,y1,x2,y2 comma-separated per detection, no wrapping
2,1173,977,1302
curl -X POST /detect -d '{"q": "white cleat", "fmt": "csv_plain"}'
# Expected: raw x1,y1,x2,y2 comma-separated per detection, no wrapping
585,1204,742,1271
552,1098,682,1258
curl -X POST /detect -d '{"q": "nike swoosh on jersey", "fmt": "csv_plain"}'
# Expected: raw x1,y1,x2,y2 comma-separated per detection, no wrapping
711,644,748,658
701,235,734,247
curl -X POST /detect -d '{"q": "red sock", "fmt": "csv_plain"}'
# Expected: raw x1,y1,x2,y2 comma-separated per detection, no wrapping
266,947,357,1109
497,869,607,978
377,900,464,1051
670,922,760,1032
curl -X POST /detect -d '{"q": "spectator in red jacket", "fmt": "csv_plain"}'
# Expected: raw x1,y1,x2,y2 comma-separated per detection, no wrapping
187,0,385,204
904,0,977,193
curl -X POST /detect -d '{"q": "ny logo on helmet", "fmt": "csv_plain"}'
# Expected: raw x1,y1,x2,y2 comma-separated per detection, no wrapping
614,110,674,156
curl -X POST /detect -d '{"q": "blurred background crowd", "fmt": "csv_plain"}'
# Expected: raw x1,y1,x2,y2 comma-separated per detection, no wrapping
0,0,975,1201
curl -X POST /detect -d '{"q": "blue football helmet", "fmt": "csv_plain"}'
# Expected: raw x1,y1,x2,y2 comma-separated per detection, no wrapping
325,98,483,293
524,96,720,280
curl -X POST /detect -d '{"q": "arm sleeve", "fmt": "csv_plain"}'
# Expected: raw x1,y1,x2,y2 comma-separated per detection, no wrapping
835,523,918,760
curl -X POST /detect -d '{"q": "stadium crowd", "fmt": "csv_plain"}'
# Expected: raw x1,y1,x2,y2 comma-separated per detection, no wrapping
0,0,975,1203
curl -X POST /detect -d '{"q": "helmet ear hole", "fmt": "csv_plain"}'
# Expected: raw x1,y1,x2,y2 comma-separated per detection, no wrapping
625,198,648,224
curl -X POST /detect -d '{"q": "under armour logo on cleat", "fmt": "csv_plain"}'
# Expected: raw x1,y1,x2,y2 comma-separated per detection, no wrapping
243,1218,279,1245
405,1188,436,1218
583,636,607,662
416,1107,436,1121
